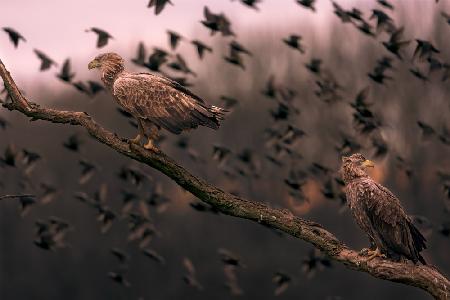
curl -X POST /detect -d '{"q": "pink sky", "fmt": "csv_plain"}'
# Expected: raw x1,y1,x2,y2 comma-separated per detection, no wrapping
0,0,443,93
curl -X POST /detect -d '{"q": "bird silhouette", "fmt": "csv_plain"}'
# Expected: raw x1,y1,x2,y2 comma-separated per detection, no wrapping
86,27,113,48
2,27,26,48
148,0,173,15
33,49,57,71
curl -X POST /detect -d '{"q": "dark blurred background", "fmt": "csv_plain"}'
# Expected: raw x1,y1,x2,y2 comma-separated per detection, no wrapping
0,0,449,299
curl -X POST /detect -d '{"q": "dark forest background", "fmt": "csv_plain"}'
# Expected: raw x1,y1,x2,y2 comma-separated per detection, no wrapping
0,0,449,299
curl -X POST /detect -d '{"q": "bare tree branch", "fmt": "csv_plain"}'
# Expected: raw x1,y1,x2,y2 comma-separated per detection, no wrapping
0,58,448,299
0,194,35,200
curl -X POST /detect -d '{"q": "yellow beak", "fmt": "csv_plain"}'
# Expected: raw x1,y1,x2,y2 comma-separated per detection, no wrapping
362,159,375,168
88,59,100,70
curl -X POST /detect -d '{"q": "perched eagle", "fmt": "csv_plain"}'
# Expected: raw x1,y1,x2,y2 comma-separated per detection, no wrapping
88,53,226,150
341,153,426,264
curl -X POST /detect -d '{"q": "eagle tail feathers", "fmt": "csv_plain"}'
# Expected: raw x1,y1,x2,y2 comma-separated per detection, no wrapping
210,105,228,121
198,105,228,130
408,222,427,265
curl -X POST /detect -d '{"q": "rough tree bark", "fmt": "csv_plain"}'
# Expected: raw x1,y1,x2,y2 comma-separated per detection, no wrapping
0,58,448,299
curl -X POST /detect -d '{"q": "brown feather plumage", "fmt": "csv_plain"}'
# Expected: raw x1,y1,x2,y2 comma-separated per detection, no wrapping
88,52,226,138
341,153,426,264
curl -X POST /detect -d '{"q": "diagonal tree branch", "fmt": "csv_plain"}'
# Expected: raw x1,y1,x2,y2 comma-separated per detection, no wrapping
0,194,35,200
0,58,448,299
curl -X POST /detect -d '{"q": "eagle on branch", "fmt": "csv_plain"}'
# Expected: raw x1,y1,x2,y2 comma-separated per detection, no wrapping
88,52,226,150
341,153,427,264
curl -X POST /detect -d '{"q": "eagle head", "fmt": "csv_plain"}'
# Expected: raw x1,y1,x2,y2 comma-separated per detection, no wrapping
88,53,125,85
88,52,124,70
341,153,374,183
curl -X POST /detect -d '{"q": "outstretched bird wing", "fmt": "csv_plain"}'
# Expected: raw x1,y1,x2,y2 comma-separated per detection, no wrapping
113,73,223,134
361,180,426,263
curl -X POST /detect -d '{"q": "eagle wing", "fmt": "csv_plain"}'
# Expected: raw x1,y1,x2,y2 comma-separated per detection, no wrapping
361,180,426,263
113,73,222,134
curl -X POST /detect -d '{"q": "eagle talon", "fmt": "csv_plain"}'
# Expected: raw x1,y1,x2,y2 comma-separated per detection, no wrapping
144,139,157,151
366,248,386,261
129,134,142,145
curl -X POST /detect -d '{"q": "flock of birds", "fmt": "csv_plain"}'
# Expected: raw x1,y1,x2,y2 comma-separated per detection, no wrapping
1,0,450,298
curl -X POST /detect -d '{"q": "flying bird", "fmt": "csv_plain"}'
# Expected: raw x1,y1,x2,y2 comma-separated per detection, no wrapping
201,6,235,36
356,20,375,37
88,53,226,150
341,153,427,263
148,0,173,15
34,217,71,250
0,194,37,216
22,148,41,174
110,248,130,264
315,76,342,102
218,248,245,295
191,40,213,59
33,49,57,71
87,80,105,96
0,143,18,167
347,8,363,21
377,0,394,10
233,0,261,10
182,257,203,290
438,222,450,237
417,121,436,140
224,48,246,69
438,126,450,146
305,58,322,74
72,81,92,95
382,27,410,60
40,183,58,204
131,42,147,67
2,27,26,48
218,248,246,267
332,1,352,23
371,134,389,159
0,116,9,130
283,35,305,53
426,56,444,74
63,134,82,152
230,40,252,56
370,9,395,33
272,271,291,296
297,0,316,12
219,96,239,110
262,75,278,99
167,30,184,50
377,56,395,70
118,165,153,188
144,48,169,72
142,248,166,264
86,27,113,48
368,65,393,85
301,248,332,278
409,67,429,82
108,271,130,287
413,39,439,61
56,58,76,83
79,159,98,184
223,264,244,295
167,54,196,76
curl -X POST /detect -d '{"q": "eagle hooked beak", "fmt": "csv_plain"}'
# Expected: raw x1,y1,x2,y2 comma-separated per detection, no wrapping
361,159,375,168
88,59,101,70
